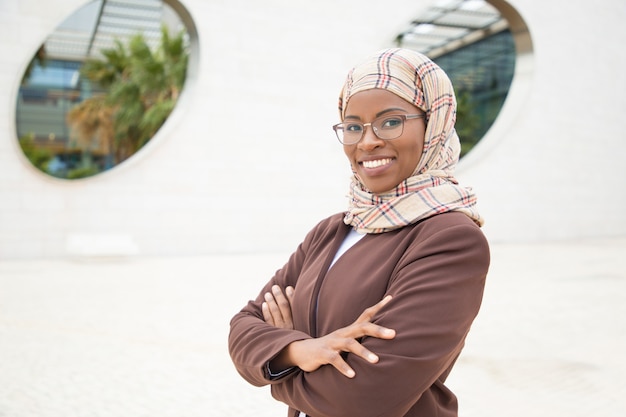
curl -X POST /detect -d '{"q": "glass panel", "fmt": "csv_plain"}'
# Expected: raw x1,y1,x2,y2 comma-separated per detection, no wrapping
395,0,515,157
434,31,515,156
16,0,192,180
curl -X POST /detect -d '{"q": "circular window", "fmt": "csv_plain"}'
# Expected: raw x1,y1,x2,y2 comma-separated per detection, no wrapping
394,0,531,157
15,0,195,180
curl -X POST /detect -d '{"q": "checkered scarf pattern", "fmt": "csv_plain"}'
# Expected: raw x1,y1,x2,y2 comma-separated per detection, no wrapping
339,48,484,233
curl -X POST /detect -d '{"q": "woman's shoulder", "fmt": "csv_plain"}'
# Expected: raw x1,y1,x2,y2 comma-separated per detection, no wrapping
419,211,482,229
315,212,347,228
394,212,490,278
302,212,345,232
309,212,347,236
408,212,489,251
298,213,349,252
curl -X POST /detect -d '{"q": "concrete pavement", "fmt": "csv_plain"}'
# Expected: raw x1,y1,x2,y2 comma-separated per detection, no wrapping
1,237,625,417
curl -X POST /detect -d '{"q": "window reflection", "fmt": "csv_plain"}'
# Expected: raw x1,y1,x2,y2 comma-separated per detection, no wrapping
395,0,516,156
16,0,190,180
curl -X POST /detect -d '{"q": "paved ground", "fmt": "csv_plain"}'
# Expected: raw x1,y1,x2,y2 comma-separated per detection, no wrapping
1,237,625,417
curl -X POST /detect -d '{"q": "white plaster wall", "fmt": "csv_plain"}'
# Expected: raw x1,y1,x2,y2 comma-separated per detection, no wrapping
460,0,626,243
0,0,624,259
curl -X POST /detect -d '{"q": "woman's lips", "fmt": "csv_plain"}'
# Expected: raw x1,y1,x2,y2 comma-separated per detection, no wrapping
360,158,393,169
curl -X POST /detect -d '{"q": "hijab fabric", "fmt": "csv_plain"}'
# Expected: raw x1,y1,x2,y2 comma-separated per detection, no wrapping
339,48,484,233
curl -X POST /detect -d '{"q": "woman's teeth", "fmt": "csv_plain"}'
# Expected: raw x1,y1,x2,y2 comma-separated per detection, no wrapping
362,158,392,169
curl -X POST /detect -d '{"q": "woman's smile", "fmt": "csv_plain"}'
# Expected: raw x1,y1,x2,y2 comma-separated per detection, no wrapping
360,157,394,170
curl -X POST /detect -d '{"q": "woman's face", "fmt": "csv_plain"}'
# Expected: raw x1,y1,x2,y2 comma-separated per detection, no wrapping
342,89,426,194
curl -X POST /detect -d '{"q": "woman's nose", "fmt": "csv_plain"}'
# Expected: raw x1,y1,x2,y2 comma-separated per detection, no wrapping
358,125,384,150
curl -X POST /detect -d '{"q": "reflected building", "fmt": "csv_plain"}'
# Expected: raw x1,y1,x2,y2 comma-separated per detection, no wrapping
396,0,515,155
1,0,623,260
16,0,187,179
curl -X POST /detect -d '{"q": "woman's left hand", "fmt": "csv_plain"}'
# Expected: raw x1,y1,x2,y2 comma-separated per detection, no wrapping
262,285,294,329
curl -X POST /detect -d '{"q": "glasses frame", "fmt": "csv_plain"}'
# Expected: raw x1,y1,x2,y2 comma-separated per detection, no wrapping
332,113,425,145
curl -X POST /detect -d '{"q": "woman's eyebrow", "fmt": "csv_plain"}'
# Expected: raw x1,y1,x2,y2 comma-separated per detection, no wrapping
376,107,409,118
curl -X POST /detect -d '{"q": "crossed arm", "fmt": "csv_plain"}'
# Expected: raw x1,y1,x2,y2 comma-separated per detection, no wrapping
230,218,489,417
261,284,396,378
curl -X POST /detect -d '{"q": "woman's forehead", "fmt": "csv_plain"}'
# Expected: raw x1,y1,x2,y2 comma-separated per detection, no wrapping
344,89,421,116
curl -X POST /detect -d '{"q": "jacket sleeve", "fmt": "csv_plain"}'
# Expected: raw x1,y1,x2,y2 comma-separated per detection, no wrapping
270,222,490,417
228,220,329,387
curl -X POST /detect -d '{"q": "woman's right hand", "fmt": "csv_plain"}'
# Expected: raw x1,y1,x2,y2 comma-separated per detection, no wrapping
271,295,396,378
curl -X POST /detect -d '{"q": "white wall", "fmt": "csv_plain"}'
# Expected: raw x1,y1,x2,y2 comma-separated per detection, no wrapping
460,0,626,242
0,0,624,259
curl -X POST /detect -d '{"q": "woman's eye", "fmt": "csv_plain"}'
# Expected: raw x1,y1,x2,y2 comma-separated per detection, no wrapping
381,117,402,129
345,123,363,132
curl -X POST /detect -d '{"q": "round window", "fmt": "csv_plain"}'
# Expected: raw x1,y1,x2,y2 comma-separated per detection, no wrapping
394,0,531,157
16,0,195,180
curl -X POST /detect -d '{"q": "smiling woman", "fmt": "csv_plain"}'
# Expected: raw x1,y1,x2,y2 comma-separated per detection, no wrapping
229,48,489,417
15,0,195,180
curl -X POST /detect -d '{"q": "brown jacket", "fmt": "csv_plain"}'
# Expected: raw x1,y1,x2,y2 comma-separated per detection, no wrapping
229,212,489,417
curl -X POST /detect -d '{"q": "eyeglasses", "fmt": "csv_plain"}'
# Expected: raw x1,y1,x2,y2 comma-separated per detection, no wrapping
332,114,425,145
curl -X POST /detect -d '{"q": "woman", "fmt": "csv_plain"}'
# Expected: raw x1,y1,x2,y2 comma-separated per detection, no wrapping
228,48,490,417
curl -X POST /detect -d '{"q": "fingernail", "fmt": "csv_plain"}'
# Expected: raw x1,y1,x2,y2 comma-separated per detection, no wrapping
368,353,378,363
347,369,355,378
264,292,272,301
286,286,294,296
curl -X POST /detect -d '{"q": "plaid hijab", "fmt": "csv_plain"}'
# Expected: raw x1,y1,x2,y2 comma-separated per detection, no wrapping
339,48,484,233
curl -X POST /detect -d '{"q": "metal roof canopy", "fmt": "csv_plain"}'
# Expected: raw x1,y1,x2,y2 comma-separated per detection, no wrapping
43,0,183,62
397,0,508,58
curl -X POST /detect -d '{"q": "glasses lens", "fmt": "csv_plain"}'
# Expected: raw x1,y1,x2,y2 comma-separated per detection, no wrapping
372,116,404,140
336,122,363,144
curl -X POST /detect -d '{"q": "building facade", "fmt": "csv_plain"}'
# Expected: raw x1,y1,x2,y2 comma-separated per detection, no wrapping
0,0,625,259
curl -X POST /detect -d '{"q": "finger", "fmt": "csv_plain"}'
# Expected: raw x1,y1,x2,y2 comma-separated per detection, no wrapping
328,352,356,378
285,286,295,305
261,301,275,326
271,285,293,328
336,337,381,364
264,291,285,327
357,295,393,322
272,285,290,310
336,320,396,342
358,322,396,339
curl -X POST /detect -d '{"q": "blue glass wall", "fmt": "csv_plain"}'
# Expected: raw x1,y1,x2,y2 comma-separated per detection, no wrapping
433,30,516,155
